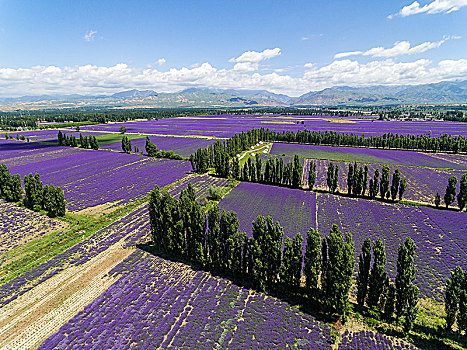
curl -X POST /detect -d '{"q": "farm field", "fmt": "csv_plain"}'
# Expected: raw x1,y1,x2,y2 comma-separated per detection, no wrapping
0,139,191,210
219,182,466,300
301,158,465,205
271,143,467,170
100,135,217,157
1,114,466,349
80,114,467,138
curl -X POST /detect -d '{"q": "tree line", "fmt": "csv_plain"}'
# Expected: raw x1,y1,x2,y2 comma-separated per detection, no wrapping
149,184,419,328
57,131,99,150
4,133,30,142
189,130,467,177
0,165,65,217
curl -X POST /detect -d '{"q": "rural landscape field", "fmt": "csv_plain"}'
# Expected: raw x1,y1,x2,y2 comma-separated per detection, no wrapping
1,0,466,349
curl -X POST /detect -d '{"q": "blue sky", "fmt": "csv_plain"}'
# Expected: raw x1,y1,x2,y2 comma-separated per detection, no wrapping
0,0,466,96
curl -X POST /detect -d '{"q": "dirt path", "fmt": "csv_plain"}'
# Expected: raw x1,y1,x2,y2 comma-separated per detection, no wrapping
0,238,134,350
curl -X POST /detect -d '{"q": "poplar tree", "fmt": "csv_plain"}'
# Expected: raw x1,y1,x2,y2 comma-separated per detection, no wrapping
390,169,401,201
380,166,390,199
395,237,418,331
292,232,303,291
326,162,335,192
445,266,464,331
444,176,458,208
304,228,321,295
398,177,407,200
308,161,316,190
457,173,467,211
367,239,388,310
356,237,372,307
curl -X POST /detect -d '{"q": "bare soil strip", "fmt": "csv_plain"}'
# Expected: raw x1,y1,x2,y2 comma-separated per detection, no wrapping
0,238,134,350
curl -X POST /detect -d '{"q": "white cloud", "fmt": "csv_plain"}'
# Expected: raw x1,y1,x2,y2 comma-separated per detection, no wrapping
84,30,97,42
233,62,259,72
389,0,467,18
334,51,364,59
1,58,467,98
304,63,314,68
229,48,281,63
334,36,459,59
157,58,166,66
301,37,309,41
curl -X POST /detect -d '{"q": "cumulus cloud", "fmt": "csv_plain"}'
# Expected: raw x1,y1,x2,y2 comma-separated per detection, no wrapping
334,36,459,59
1,58,467,97
388,0,467,18
84,30,97,42
157,58,166,66
229,48,281,63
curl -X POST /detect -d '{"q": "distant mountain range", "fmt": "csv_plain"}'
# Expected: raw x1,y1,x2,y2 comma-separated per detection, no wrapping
1,80,466,110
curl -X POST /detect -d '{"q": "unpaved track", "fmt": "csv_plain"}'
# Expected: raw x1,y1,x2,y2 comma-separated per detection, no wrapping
0,238,134,350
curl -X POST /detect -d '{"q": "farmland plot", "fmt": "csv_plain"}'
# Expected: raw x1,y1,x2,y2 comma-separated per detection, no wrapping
0,139,192,210
219,182,316,238
316,193,467,300
38,250,334,350
0,200,67,265
303,159,465,205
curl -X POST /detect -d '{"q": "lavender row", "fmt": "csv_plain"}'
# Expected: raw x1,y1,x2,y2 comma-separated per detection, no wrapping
304,158,465,205
219,182,317,243
0,139,191,210
316,193,467,300
81,115,467,138
339,330,418,350
101,135,217,157
0,204,150,307
0,200,67,264
272,143,467,170
38,250,333,350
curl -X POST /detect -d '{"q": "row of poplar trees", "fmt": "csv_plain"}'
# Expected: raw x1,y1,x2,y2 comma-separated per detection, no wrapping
149,183,419,324
437,173,467,210
235,155,303,189
324,162,407,201
57,131,99,150
189,129,466,174
356,237,419,332
0,165,65,217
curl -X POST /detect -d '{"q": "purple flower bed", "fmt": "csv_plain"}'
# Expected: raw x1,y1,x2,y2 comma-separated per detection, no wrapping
304,159,465,205
167,174,230,200
0,204,150,307
316,193,467,300
37,250,333,350
339,330,418,350
272,143,467,170
81,115,467,138
101,135,217,157
0,139,191,210
0,200,66,265
219,182,316,240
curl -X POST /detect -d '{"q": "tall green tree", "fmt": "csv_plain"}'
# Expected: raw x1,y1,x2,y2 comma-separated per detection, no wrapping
326,162,335,192
280,236,294,291
395,237,418,331
304,228,321,295
380,166,390,199
356,237,372,307
398,177,407,200
367,239,388,310
324,224,355,319
444,176,458,208
457,173,467,211
390,169,401,201
308,161,316,190
292,232,303,291
445,266,464,331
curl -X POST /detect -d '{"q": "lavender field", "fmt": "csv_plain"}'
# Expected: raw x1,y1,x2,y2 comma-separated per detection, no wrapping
81,115,467,138
101,135,217,157
302,158,465,205
272,143,467,170
219,182,317,239
0,139,191,210
37,250,334,350
316,193,467,300
219,182,466,300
